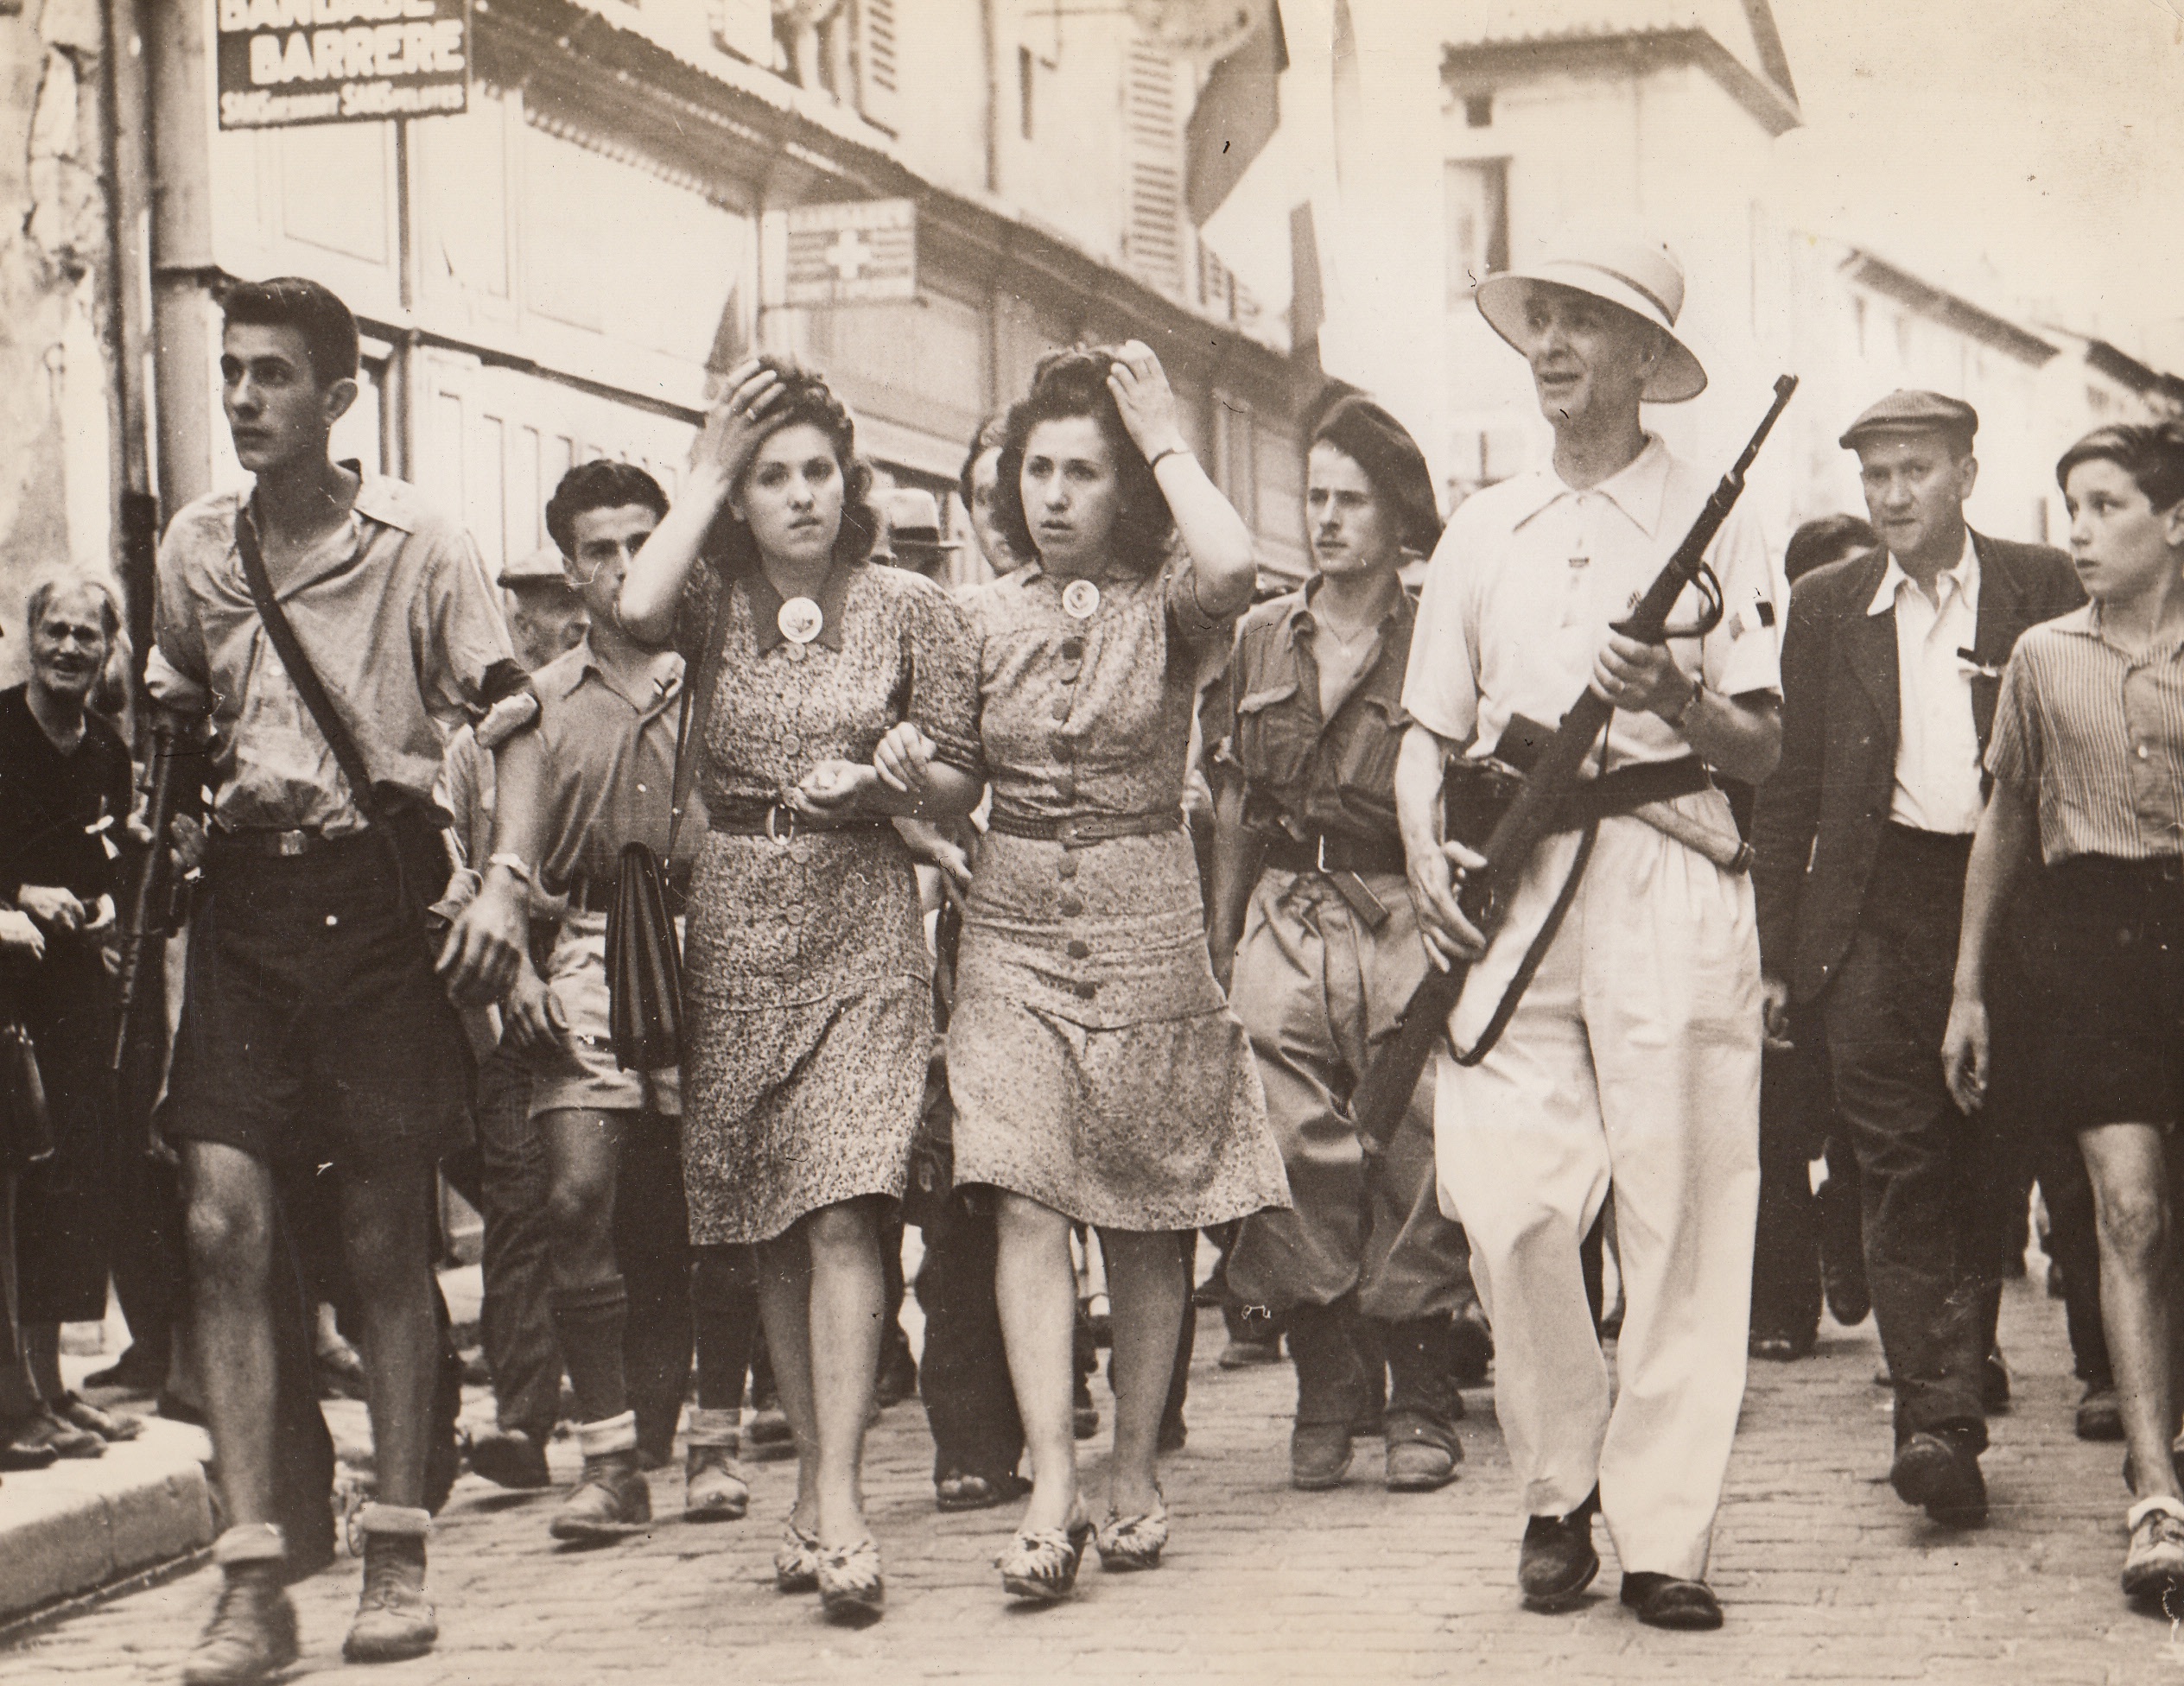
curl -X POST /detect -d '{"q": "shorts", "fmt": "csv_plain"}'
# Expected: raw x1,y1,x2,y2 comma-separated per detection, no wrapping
2022,854,2184,1134
163,832,472,1172
524,910,682,1120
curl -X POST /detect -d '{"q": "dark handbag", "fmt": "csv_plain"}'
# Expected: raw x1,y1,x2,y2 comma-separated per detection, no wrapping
604,575,730,1073
0,1022,55,1172
232,509,454,932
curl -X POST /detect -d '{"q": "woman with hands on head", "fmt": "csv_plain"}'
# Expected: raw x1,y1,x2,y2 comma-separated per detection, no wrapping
617,357,983,1625
927,343,1286,1604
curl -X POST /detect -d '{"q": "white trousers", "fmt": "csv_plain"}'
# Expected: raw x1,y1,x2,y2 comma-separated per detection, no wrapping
1434,806,1761,1581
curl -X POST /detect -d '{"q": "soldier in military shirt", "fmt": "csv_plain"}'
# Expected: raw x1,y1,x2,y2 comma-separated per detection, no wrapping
1209,398,1474,1496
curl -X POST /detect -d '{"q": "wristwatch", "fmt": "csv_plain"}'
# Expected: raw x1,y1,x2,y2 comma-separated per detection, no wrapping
486,853,536,888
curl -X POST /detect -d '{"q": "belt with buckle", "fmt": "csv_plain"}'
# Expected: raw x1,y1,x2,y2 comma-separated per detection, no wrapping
212,824,345,859
984,808,1181,849
1262,832,1408,878
708,800,888,846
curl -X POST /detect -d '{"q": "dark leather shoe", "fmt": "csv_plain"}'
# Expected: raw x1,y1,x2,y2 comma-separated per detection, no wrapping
0,1418,60,1472
1291,1422,1352,1491
1621,1572,1723,1630
1518,1489,1599,1609
2076,1381,2124,1443
1889,1429,1987,1524
1982,1347,2011,1413
1749,1329,1814,1362
467,1427,551,1490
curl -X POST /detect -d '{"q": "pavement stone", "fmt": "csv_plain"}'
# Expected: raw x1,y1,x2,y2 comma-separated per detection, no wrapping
13,1268,2184,1682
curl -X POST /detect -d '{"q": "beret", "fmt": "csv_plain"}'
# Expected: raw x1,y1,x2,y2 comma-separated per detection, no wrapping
1838,390,1978,451
1311,396,1444,555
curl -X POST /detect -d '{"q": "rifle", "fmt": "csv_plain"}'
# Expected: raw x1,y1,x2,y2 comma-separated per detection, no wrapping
111,719,191,1074
1352,375,1799,1150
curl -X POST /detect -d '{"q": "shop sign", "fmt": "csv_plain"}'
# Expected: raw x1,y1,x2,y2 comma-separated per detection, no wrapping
781,200,917,307
215,0,470,130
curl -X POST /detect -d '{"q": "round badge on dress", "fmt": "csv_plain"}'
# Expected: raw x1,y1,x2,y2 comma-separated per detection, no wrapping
1062,579,1101,620
778,597,824,644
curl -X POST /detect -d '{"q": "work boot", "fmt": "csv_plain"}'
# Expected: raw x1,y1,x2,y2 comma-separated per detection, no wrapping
342,1504,438,1663
1379,1315,1464,1492
1286,1301,1368,1492
184,1527,298,1686
550,1410,653,1543
683,1406,749,1522
467,1426,552,1490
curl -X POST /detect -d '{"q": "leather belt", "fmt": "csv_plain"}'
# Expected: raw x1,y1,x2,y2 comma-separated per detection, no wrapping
985,808,1181,850
211,823,354,859
1552,757,1715,830
1261,832,1407,878
707,800,889,845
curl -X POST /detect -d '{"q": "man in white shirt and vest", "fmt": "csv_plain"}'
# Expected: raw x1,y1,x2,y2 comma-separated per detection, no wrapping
1397,231,1783,1631
1751,390,2081,1529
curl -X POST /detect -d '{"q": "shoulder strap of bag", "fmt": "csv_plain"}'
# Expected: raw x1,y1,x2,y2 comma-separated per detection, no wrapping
233,505,386,826
666,570,731,861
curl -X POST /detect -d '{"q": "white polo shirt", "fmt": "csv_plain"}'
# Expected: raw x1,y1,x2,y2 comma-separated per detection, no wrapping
1869,532,1983,834
1403,434,1781,770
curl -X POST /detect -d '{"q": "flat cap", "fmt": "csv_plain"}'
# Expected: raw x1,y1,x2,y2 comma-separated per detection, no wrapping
498,543,573,586
1838,390,1978,451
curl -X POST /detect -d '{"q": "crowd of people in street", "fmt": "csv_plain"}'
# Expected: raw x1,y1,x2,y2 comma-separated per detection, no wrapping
0,215,2178,1685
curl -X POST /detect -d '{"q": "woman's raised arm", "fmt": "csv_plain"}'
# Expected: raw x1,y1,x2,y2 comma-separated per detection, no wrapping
1107,341,1256,620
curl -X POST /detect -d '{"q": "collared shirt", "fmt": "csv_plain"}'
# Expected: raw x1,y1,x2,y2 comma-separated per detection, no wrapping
1985,602,2184,864
1870,531,1983,833
1213,577,1414,846
526,636,695,894
1403,434,1780,769
146,471,516,834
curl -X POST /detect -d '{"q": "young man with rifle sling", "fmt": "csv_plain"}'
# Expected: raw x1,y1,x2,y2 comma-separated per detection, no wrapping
1753,392,2080,1528
146,276,533,1684
1394,231,1785,1631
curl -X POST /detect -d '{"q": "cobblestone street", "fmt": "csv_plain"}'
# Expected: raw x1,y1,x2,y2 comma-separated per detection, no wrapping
10,1271,2184,1684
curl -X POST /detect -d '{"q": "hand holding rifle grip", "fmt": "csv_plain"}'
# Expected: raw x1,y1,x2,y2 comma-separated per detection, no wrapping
110,720,188,1074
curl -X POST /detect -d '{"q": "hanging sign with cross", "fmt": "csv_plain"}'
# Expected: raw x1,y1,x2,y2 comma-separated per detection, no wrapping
779,199,917,307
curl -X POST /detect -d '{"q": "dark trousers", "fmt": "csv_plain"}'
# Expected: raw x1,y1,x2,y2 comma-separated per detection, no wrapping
1821,828,2021,1448
470,1044,562,1441
1751,1040,1830,1342
617,1111,695,1461
916,1191,1024,1484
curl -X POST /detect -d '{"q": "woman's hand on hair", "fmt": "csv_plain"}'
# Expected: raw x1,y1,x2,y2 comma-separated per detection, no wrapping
690,359,789,496
1107,341,1189,465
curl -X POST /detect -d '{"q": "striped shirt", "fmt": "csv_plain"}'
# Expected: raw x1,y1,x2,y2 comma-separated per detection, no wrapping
1984,603,2184,863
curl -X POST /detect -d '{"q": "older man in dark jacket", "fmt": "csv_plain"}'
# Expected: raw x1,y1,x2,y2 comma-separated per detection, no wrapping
1752,390,2081,1526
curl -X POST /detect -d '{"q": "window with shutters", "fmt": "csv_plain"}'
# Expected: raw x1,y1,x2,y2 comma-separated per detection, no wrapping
854,0,902,134
1121,41,1184,297
1444,158,1508,303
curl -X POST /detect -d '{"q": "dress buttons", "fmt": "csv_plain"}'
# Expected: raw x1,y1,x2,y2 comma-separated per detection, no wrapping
1054,773,1076,802
1051,696,1071,722
1058,894,1084,917
1060,638,1084,662
1074,981,1096,1000
1057,857,1078,880
1057,663,1082,684
1066,938,1091,959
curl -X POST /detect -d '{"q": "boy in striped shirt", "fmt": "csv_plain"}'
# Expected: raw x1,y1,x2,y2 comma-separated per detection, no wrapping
1946,421,2184,1605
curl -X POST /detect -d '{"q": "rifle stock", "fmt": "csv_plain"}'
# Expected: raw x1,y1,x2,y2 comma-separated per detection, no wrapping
111,721,186,1074
1352,376,1798,1150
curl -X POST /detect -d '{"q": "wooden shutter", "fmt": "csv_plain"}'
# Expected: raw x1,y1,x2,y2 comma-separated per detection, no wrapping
855,0,903,133
1122,41,1184,296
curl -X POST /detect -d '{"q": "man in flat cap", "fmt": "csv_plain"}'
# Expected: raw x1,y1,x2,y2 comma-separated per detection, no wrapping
1751,390,2079,1529
1397,230,1783,1629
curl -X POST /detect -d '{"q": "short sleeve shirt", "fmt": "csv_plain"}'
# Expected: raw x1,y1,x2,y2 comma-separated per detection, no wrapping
962,555,1237,821
1403,434,1781,770
1984,605,2184,864
145,472,516,834
525,638,695,894
1210,580,1414,846
672,556,980,813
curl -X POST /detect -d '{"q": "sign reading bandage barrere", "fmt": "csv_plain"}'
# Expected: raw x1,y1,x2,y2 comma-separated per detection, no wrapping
780,200,918,307
216,0,470,131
